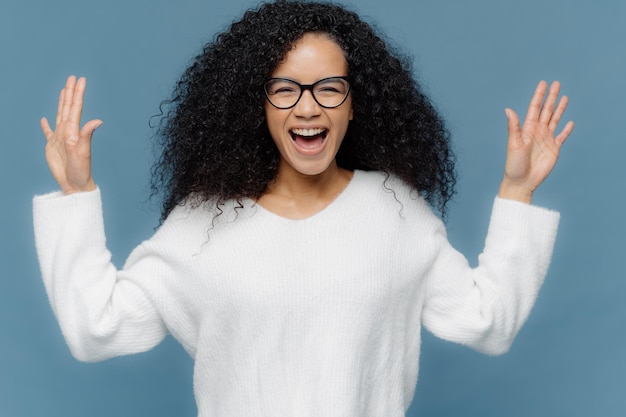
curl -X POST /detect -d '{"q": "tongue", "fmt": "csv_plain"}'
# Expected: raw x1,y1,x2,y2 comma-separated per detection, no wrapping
294,133,325,149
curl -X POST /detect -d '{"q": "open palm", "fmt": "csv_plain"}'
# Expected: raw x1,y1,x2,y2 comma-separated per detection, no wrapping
40,75,102,194
499,81,574,203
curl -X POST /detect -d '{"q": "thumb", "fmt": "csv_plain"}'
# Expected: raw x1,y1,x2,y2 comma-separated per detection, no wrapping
77,119,103,152
505,108,521,146
80,119,103,140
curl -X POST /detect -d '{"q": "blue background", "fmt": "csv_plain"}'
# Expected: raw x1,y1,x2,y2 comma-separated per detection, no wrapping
1,0,624,416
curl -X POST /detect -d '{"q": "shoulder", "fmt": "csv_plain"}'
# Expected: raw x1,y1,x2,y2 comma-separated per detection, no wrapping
351,170,443,229
146,196,261,250
354,170,416,197
133,199,218,258
353,170,433,211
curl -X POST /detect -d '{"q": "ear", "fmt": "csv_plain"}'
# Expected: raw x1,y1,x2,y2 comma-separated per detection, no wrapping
349,106,354,121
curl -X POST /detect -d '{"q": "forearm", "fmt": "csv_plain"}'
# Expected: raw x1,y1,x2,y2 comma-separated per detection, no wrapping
423,197,559,355
33,188,166,361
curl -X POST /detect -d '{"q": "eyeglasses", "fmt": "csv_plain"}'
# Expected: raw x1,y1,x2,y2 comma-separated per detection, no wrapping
264,76,351,109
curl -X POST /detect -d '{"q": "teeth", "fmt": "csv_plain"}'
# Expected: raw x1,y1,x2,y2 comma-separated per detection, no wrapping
291,128,325,137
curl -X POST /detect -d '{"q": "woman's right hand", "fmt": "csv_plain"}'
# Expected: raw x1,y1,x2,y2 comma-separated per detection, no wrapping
41,75,102,194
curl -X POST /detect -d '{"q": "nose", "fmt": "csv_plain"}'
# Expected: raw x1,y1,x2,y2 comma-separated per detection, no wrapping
293,89,321,118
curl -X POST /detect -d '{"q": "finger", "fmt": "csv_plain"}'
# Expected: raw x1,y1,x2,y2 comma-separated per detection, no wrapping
55,87,65,128
68,77,86,124
539,81,561,125
40,117,53,141
525,80,548,122
79,119,103,141
548,95,569,133
505,108,522,145
555,120,574,146
77,119,103,153
61,75,76,121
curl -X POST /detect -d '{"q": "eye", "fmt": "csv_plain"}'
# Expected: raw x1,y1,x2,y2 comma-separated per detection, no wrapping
266,80,299,95
274,86,297,94
315,79,348,96
318,86,341,93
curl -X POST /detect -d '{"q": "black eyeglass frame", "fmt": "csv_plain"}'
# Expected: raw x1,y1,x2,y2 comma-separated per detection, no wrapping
264,76,351,109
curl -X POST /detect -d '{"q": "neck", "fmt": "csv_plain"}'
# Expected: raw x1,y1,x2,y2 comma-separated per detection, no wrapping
257,160,353,219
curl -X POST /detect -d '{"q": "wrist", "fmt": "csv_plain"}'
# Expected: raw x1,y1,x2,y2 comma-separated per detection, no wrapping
62,179,97,195
498,179,533,204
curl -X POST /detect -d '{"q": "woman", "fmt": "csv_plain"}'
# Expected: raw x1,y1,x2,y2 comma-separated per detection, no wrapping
35,1,573,416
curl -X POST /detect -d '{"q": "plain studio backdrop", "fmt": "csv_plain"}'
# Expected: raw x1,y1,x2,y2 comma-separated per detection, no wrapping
1,0,624,416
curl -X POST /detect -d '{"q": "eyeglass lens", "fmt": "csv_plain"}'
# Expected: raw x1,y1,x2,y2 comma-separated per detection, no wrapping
265,77,350,109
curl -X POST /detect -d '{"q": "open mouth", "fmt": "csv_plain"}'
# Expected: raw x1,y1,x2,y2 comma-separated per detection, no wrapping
289,128,328,150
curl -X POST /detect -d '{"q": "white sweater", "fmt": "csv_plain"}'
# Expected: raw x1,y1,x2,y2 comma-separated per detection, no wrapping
33,170,559,417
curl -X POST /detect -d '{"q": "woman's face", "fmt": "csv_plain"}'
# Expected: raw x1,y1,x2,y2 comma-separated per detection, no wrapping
265,32,353,177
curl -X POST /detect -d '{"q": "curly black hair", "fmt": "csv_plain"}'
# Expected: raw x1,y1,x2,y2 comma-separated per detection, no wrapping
152,0,456,221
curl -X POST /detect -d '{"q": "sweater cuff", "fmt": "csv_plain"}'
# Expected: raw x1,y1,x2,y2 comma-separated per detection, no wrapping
33,188,106,258
487,197,560,267
34,187,100,202
33,187,103,222
492,196,560,232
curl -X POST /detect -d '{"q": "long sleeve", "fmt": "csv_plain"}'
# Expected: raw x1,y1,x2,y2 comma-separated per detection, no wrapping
421,197,559,355
33,189,167,362
32,171,562,417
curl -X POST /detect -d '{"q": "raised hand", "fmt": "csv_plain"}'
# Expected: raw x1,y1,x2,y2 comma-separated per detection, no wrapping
498,80,574,204
41,75,102,194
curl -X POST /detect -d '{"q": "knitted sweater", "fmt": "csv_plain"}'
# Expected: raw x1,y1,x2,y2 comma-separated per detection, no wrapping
33,170,559,417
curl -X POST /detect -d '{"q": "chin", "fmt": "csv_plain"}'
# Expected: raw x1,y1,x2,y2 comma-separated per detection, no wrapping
283,154,338,177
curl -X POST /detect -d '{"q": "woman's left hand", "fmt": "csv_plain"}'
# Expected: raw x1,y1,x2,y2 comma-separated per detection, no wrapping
498,80,574,203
